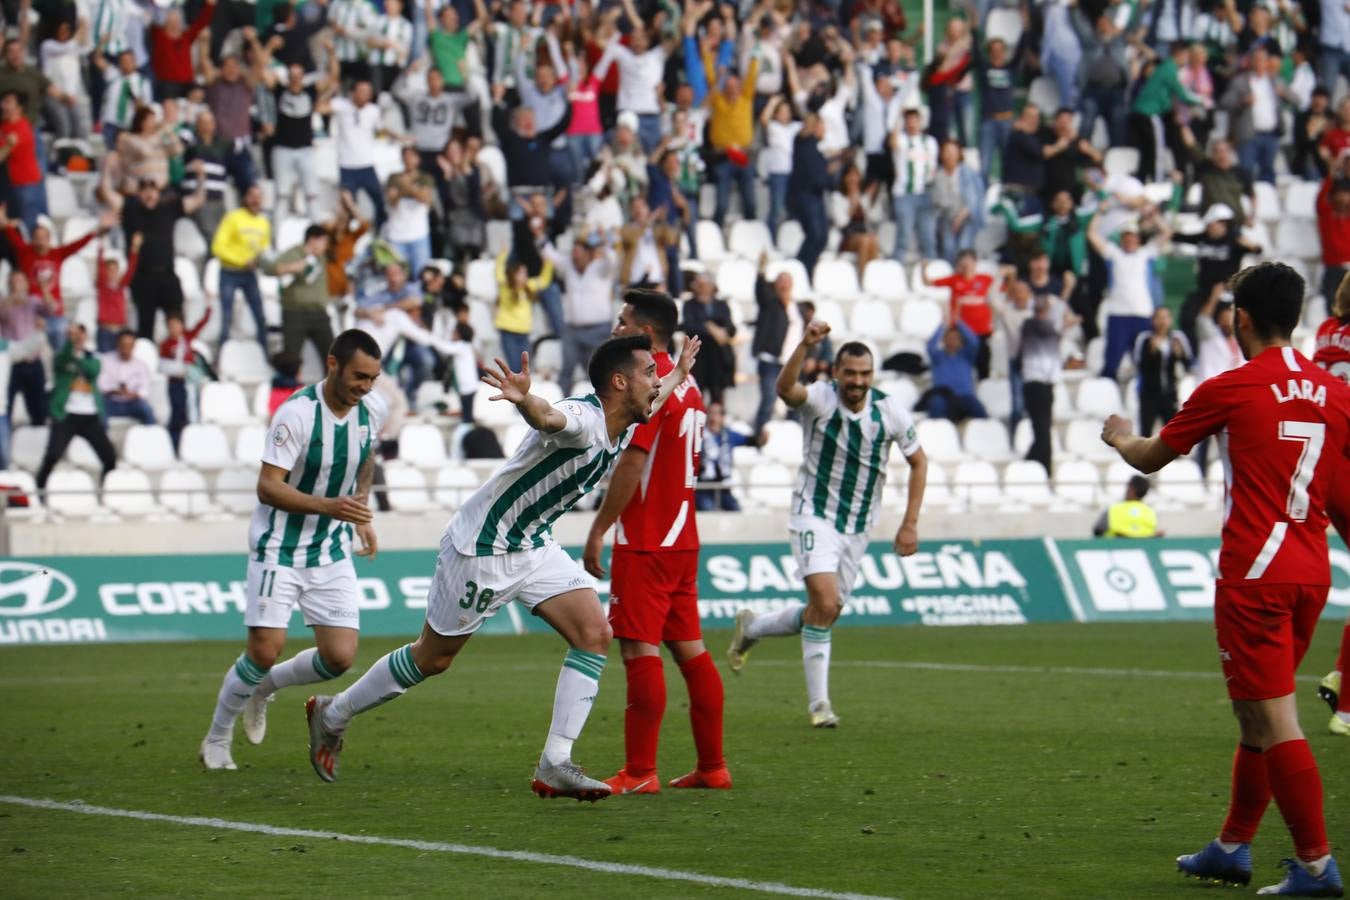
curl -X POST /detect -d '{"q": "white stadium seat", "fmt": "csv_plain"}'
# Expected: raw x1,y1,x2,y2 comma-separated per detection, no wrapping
898,299,944,339
761,420,803,465
1075,377,1125,418
214,466,259,515
813,259,862,303
121,424,177,472
232,424,267,466
715,258,757,304
466,258,498,302
45,175,80,221
916,418,965,460
200,381,256,426
45,468,102,517
776,220,805,258
1003,460,1055,507
766,259,812,295
159,467,222,517
962,418,1014,461
1054,460,1102,507
1282,180,1319,220
11,426,47,472
501,422,531,456
976,378,1013,421
102,469,170,518
383,463,434,512
953,460,1004,508
1064,419,1117,462
399,423,449,468
433,465,480,508
746,462,794,508
848,299,897,336
695,220,729,263
728,220,775,261
1157,459,1211,507
861,259,908,302
174,217,208,262
179,424,233,470
218,340,273,385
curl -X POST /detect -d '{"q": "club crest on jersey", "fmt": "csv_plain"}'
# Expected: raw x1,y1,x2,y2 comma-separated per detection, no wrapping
272,424,290,447
358,425,370,446
1270,379,1327,407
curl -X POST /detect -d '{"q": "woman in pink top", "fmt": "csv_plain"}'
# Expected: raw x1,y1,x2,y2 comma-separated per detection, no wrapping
567,45,604,183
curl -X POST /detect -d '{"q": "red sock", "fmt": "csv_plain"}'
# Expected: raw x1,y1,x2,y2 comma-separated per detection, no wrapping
1337,625,1350,714
1265,739,1331,862
678,652,725,771
622,656,665,778
1220,744,1271,844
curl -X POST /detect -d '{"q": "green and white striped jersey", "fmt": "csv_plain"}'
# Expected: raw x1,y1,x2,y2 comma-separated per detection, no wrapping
249,384,388,568
330,0,378,63
447,395,632,556
789,382,921,536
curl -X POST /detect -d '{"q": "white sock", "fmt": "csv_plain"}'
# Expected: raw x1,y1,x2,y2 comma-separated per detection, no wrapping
745,604,804,640
207,653,269,742
324,644,423,734
1216,840,1244,853
1304,855,1331,876
541,649,606,766
801,625,832,708
255,647,342,699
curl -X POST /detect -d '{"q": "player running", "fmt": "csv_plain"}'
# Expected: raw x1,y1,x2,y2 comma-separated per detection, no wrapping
200,329,386,771
1311,271,1350,738
582,290,730,795
727,321,928,727
304,333,700,801
1102,262,1346,896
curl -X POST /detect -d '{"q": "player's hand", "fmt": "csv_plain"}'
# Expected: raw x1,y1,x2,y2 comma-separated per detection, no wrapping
675,334,701,379
1101,414,1133,448
582,529,607,578
327,495,374,524
354,522,378,559
482,353,532,404
802,319,831,347
894,523,918,557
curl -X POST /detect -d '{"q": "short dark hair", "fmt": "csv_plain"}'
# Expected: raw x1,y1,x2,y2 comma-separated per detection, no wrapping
304,224,328,242
835,341,873,365
272,351,302,378
1228,262,1304,341
588,334,653,395
956,248,976,263
1054,106,1074,118
116,328,136,342
1128,475,1150,500
329,328,383,368
624,289,678,342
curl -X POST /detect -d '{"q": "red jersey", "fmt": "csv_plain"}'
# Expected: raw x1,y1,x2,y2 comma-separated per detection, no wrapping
4,225,96,316
95,246,138,326
1160,346,1350,586
615,351,704,552
1313,316,1350,382
933,273,994,336
0,117,39,186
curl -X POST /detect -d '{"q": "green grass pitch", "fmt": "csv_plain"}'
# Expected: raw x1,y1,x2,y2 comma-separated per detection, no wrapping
1,622,1347,898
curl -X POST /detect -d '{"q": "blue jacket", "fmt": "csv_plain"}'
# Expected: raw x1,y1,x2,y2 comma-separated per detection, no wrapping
927,320,979,398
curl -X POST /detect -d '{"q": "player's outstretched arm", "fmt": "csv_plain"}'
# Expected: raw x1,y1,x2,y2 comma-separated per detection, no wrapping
257,463,373,524
582,447,649,577
895,447,927,556
778,320,831,408
1100,414,1179,474
482,352,568,433
650,334,703,416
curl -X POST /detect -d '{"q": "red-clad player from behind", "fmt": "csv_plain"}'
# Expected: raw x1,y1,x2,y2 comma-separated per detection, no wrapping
583,289,730,794
1102,262,1347,896
1312,271,1350,738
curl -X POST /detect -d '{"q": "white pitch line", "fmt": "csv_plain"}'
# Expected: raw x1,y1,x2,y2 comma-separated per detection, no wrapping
0,795,896,900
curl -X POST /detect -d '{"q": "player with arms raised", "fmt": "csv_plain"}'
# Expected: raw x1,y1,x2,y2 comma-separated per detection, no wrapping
200,329,386,770
582,290,730,795
305,334,700,801
1102,262,1346,896
727,321,928,727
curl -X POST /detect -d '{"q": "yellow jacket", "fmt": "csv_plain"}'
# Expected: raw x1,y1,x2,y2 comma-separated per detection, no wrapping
707,58,758,152
494,250,553,334
212,209,272,270
1106,500,1158,538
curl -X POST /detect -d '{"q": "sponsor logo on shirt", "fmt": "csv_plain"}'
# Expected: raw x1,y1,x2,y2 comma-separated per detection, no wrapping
272,424,291,447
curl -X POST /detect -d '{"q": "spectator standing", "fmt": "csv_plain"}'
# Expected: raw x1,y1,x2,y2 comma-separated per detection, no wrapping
789,113,833,278
0,326,42,470
1042,107,1102,204
398,64,463,177
1021,291,1076,473
325,191,371,304
681,272,736,405
367,0,413,97
857,59,904,195
122,174,206,339
1040,0,1082,112
491,86,573,203
697,401,750,512
1,271,48,427
1318,97,1350,172
93,50,152,148
1001,103,1047,214
266,225,334,361
96,235,140,352
0,91,45,230
98,329,155,424
36,323,117,491
158,309,212,451
566,48,604,180
706,55,759,223
149,1,216,99
930,139,986,264
831,164,886,277
181,110,234,243
267,57,338,216
974,36,1016,183
330,0,378,84
39,20,92,141
760,95,802,239
436,139,487,262
594,0,676,153
1171,203,1261,345
1129,43,1203,183
1186,137,1255,227
922,252,995,380
1072,6,1130,148
1193,293,1242,385
543,232,616,396
889,106,938,261
332,79,387,227
1092,475,1159,538
211,183,272,349
918,319,986,423
1220,45,1295,185
201,49,262,189
0,211,105,350
1317,167,1350,306
493,250,553,363
1294,87,1331,180
995,278,1035,433
750,253,803,438
515,31,574,221
1132,306,1192,437
1088,212,1167,379
385,146,437,277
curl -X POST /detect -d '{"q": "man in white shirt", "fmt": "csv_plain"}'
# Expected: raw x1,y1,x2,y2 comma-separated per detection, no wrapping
544,232,618,396
594,0,673,154
857,61,903,195
98,329,156,424
1087,211,1169,379
331,80,387,227
1224,46,1292,185
889,106,938,261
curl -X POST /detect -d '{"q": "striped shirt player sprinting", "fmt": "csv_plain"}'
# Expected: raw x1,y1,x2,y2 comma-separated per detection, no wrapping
201,330,386,771
729,321,928,728
305,333,701,801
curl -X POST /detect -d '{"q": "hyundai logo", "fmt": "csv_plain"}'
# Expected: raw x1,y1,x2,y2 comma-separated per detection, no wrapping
0,562,76,616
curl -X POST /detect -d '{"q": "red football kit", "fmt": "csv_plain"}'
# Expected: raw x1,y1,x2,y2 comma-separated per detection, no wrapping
608,351,706,644
1313,316,1350,383
1160,346,1350,700
932,273,994,336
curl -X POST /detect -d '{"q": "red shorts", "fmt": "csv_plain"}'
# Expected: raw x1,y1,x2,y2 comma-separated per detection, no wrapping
608,549,702,645
1214,583,1328,701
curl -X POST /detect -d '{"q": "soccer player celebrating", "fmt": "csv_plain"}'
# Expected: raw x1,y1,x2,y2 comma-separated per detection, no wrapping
582,290,730,795
200,330,387,770
1101,262,1347,896
1311,271,1350,737
305,334,700,800
727,322,928,727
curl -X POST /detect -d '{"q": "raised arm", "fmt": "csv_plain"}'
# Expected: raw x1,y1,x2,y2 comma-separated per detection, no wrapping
777,319,829,407
647,334,703,418
481,353,570,432
1086,209,1111,256
1101,414,1179,474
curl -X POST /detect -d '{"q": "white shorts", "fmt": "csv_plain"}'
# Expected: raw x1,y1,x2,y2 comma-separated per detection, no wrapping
788,516,870,602
426,541,596,637
244,558,361,630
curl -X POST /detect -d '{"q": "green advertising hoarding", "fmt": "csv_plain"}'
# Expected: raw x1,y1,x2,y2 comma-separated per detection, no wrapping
0,539,1070,645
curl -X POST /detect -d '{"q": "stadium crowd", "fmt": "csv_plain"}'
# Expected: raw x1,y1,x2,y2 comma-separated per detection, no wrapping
0,0,1344,514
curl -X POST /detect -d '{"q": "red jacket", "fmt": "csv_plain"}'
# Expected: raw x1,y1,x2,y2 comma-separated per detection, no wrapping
159,308,212,370
1318,177,1350,267
150,2,215,84
96,246,138,326
5,225,96,316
